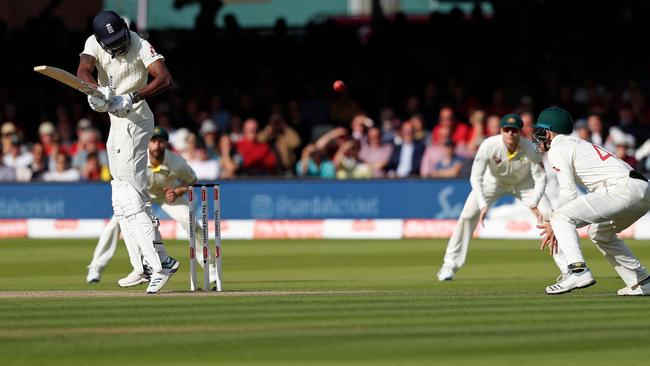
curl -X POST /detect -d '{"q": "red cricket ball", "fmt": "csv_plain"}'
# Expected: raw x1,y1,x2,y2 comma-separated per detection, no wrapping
333,80,346,92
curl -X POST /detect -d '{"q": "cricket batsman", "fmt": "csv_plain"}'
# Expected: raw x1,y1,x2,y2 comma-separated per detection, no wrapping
77,10,176,293
86,127,217,285
437,114,568,281
533,107,650,295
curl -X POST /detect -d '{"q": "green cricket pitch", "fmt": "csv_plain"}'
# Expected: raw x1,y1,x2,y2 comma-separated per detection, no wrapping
1,238,650,365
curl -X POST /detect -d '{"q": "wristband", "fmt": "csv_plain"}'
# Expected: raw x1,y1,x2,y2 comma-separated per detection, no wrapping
130,92,143,103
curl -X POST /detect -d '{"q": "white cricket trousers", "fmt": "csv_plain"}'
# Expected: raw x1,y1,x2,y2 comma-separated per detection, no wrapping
88,196,205,270
106,115,152,203
551,176,650,286
441,178,567,273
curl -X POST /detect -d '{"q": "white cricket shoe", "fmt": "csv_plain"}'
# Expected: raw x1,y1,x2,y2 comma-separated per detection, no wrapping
86,266,102,284
617,277,650,296
118,270,150,288
146,257,180,294
437,265,455,281
545,270,596,295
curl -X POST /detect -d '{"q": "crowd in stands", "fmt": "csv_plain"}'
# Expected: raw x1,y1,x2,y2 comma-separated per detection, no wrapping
3,3,650,182
3,97,650,182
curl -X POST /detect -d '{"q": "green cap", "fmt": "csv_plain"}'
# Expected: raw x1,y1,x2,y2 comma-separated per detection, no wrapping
151,126,169,141
533,107,573,134
499,114,523,129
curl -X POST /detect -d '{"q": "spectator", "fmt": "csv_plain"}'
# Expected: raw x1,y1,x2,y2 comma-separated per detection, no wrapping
461,109,486,157
199,119,219,158
420,123,453,178
359,127,392,177
614,138,637,168
43,152,80,182
81,152,103,181
68,118,93,156
2,134,32,169
586,114,607,145
485,114,501,136
520,111,535,139
216,134,242,179
410,114,430,145
432,106,470,145
386,121,425,177
38,121,57,156
604,126,635,154
333,139,371,179
188,139,220,180
258,113,301,174
350,113,372,143
28,142,48,181
315,127,348,159
72,129,108,170
428,140,464,178
296,144,335,178
229,114,243,143
235,118,277,175
47,134,67,172
0,152,16,181
179,132,198,162
572,119,591,141
1,121,18,155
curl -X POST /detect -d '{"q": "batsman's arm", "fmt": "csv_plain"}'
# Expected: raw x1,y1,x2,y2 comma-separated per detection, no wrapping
136,59,172,100
77,54,99,88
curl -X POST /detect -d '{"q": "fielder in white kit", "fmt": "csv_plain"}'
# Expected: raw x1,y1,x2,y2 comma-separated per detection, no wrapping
86,127,217,284
77,10,177,293
437,114,568,281
533,107,650,295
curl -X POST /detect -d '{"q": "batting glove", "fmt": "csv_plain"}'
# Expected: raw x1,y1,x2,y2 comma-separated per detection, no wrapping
108,94,134,118
87,85,113,113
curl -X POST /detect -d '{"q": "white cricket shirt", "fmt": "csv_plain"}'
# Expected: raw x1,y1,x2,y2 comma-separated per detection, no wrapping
147,150,197,200
547,134,633,208
470,135,546,208
81,31,164,115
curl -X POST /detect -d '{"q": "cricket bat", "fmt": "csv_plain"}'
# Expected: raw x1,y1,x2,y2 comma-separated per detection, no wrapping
33,65,104,98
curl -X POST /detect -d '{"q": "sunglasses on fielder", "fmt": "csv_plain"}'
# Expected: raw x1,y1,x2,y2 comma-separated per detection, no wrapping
501,127,520,134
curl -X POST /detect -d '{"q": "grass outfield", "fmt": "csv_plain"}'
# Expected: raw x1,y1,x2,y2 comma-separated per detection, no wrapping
1,238,650,365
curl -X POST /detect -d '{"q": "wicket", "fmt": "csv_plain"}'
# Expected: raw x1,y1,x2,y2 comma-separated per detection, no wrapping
188,183,223,292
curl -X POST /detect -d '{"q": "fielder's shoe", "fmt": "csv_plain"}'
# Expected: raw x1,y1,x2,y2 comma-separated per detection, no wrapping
617,276,650,296
437,265,455,281
86,266,102,284
146,257,180,294
545,269,596,295
118,270,150,287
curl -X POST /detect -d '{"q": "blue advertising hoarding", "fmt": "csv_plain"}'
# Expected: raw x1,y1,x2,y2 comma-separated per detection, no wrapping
0,180,513,220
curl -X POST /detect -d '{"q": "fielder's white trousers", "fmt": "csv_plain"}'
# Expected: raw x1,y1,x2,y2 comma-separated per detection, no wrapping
88,196,204,270
551,177,650,286
441,178,568,273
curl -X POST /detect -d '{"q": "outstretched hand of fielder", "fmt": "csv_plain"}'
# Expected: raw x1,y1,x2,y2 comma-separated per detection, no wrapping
537,221,558,255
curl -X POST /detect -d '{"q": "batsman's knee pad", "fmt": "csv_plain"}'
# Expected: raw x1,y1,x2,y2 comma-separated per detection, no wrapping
111,180,146,217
